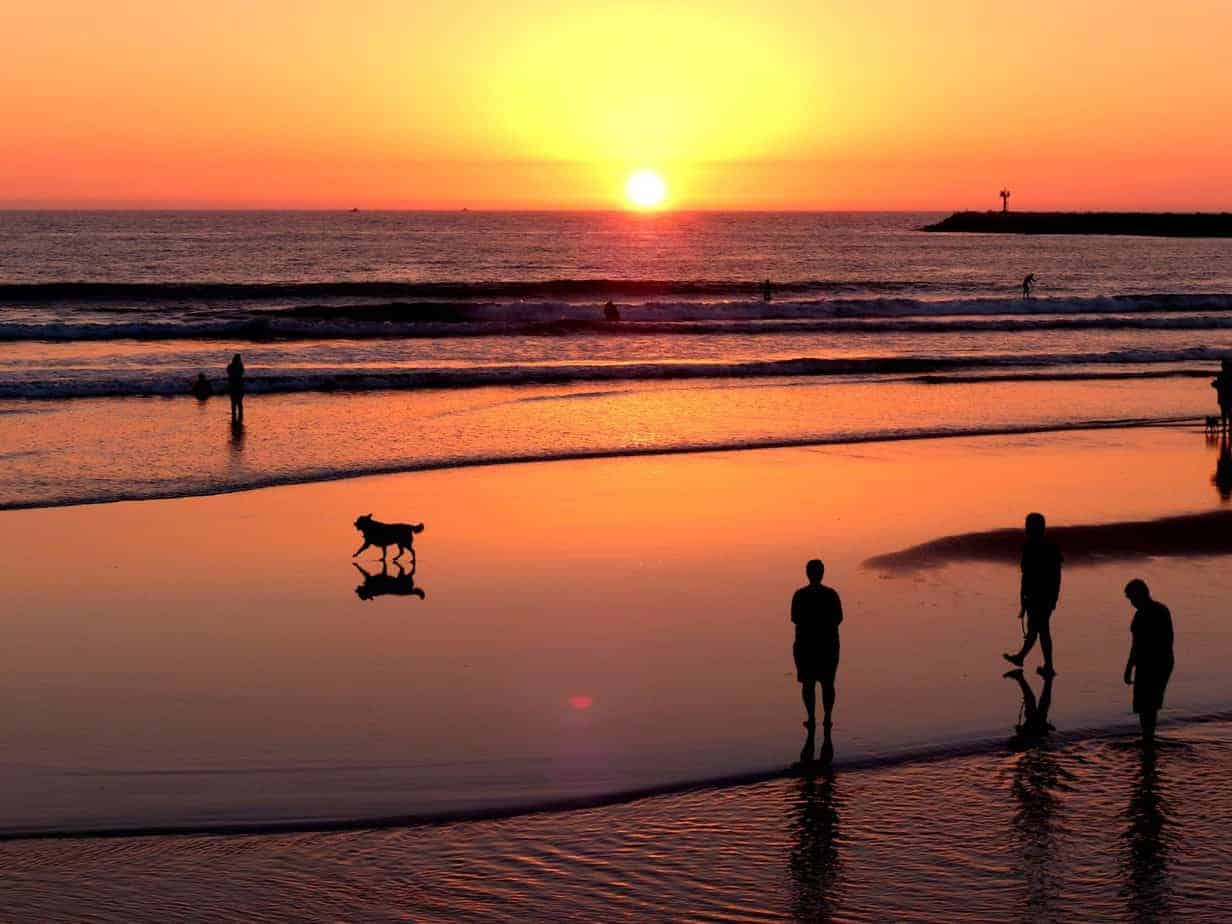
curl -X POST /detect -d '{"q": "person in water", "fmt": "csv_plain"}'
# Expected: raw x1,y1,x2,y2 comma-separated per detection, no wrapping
1004,512,1063,677
1123,579,1174,746
190,372,212,400
762,279,773,303
603,300,620,322
226,353,245,423
791,559,843,732
1212,358,1232,429
1022,273,1036,298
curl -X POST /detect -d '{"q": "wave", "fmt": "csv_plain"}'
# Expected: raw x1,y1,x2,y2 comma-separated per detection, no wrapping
0,348,1222,400
0,415,1199,511
6,292,1232,342
4,707,1227,841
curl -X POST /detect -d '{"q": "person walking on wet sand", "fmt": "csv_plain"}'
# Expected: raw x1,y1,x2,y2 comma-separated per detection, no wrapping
226,353,245,423
1123,579,1174,747
1212,358,1232,429
1021,273,1036,299
792,559,843,733
1004,512,1063,677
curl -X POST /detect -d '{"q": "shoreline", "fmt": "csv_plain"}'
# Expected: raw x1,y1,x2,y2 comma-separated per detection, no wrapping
0,413,1199,512
3,709,1226,843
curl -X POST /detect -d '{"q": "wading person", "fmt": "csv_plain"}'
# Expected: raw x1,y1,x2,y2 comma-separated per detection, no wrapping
1022,273,1036,298
792,559,843,733
1004,512,1063,677
1123,579,1174,747
1212,358,1232,429
226,352,246,424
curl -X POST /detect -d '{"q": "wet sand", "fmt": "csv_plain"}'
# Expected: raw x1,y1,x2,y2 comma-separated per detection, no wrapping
2,424,1231,838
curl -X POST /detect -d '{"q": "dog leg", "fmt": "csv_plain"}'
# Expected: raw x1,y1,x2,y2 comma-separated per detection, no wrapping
353,542,370,557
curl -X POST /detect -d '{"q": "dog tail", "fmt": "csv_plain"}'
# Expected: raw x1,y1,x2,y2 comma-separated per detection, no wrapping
411,523,425,534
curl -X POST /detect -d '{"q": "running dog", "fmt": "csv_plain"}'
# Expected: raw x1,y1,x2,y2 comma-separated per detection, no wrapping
353,514,424,562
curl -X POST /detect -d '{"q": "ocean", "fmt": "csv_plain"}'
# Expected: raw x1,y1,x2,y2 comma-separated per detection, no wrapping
2,210,1231,508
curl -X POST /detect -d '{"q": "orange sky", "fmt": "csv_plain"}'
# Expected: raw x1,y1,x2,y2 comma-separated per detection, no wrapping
4,1,1231,209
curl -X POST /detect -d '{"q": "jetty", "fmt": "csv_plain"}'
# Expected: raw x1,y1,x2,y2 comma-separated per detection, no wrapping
922,211,1232,237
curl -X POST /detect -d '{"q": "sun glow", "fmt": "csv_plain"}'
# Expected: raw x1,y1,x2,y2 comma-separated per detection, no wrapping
625,169,667,209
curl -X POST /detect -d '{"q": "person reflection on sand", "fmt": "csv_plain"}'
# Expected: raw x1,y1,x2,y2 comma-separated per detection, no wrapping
228,419,245,453
787,770,842,922
1123,748,1174,920
1004,669,1063,918
353,560,426,601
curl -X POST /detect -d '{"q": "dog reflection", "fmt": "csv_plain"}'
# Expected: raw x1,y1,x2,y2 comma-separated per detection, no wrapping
353,561,426,601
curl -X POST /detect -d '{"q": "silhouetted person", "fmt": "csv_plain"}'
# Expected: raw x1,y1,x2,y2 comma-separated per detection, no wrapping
1022,273,1036,298
1212,358,1232,429
354,561,426,601
1215,433,1232,501
1004,513,1062,676
226,353,246,423
762,279,773,303
1123,579,1174,747
603,300,620,322
1005,514,1064,680
792,559,843,734
190,372,212,400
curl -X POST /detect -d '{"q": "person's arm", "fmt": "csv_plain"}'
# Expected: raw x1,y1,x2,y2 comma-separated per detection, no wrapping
1124,623,1137,685
791,590,801,625
833,591,843,627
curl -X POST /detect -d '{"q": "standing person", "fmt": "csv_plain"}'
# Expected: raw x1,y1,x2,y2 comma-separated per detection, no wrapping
762,278,773,303
1212,358,1232,429
226,353,246,424
1022,273,1037,298
792,559,843,733
1003,513,1063,676
1123,579,1174,747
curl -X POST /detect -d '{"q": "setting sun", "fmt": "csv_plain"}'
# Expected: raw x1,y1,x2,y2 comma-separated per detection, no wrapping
625,169,667,209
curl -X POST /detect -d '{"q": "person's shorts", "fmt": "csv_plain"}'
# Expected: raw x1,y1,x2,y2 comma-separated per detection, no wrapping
1025,606,1054,633
794,643,839,685
1134,661,1174,714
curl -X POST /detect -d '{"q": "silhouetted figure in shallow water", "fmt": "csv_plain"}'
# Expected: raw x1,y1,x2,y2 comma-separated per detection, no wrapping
1022,273,1036,298
1215,433,1232,501
603,300,620,321
1005,668,1055,750
191,372,212,400
226,353,245,423
762,279,773,302
798,718,834,769
1004,513,1062,677
792,559,843,734
354,561,426,601
1212,358,1232,430
1123,579,1174,747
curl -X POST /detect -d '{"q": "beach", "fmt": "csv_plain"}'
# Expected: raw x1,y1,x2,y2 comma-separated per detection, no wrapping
2,423,1232,916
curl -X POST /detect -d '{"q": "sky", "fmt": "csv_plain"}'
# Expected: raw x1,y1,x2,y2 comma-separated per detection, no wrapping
4,0,1231,209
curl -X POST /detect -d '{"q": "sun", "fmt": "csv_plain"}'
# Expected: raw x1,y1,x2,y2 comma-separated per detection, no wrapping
625,169,667,209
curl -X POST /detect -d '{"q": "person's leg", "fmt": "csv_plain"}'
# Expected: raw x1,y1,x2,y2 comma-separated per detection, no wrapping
1007,627,1037,664
820,678,836,729
801,682,816,727
1038,620,1054,672
1140,709,1157,746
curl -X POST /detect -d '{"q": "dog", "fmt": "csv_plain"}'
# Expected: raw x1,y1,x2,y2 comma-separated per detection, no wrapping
353,514,424,562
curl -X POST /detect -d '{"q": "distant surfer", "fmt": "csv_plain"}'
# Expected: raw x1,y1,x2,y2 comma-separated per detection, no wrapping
603,300,620,322
762,279,773,303
1212,358,1232,429
226,353,246,424
1021,273,1036,299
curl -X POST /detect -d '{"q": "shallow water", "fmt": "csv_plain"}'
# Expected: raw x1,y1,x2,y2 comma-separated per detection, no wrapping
6,720,1232,922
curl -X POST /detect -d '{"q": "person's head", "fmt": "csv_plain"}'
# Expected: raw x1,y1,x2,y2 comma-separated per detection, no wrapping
231,353,242,364
1025,512,1046,538
805,559,825,584
1223,357,1232,372
1124,578,1151,607
196,372,206,382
